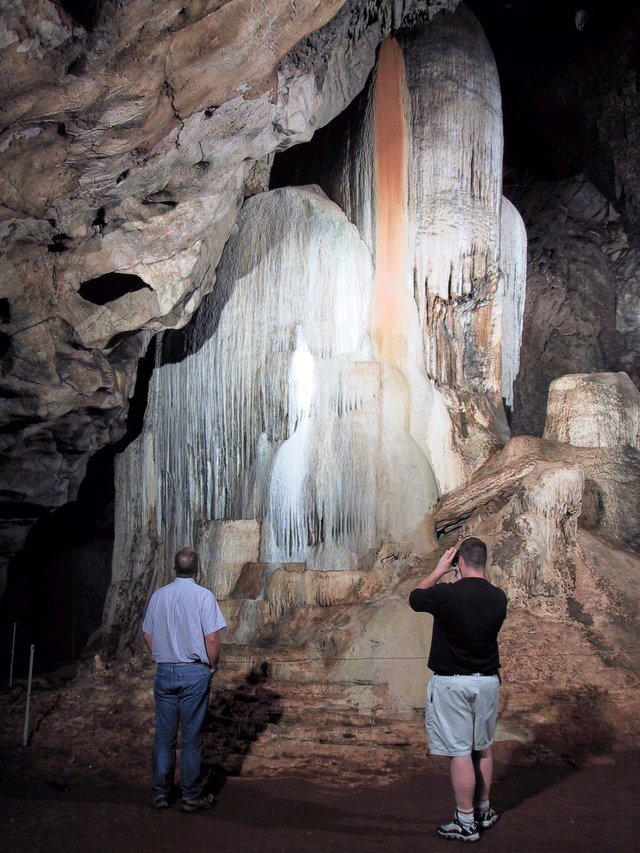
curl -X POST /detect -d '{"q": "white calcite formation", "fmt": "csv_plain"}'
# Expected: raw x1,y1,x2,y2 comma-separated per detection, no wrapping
402,8,527,488
404,6,503,304
500,198,528,409
112,186,438,581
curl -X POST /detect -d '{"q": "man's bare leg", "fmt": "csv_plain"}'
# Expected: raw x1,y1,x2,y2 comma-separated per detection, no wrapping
450,754,476,813
472,746,500,829
472,747,493,803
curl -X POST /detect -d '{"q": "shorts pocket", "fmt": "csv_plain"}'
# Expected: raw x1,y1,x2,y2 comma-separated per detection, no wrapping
426,679,434,704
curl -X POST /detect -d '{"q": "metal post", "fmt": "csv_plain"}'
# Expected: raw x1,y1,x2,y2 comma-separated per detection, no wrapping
22,644,35,747
9,622,17,687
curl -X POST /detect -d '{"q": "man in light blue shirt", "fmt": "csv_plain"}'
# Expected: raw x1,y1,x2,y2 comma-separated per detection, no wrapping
142,547,227,812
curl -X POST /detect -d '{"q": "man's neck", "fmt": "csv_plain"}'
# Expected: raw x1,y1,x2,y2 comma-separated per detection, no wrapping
461,567,485,579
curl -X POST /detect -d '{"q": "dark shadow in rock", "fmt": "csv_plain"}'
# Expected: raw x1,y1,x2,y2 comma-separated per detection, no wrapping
1,336,156,673
495,685,616,813
78,272,152,306
200,664,283,797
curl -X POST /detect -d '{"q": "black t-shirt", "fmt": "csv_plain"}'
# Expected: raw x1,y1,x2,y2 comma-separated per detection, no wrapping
409,578,507,675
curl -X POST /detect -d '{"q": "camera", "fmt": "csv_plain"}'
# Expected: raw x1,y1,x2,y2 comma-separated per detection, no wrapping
451,550,459,567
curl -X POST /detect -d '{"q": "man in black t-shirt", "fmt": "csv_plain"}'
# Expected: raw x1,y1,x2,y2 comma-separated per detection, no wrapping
409,537,507,843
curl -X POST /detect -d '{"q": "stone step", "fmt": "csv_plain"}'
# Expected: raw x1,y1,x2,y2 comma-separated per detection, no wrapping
207,724,427,782
257,719,420,745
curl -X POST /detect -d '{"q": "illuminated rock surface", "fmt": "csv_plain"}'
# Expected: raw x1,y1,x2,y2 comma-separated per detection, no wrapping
108,9,526,648
108,186,438,614
0,0,459,580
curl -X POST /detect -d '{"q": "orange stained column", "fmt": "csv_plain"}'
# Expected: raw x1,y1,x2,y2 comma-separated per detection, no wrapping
373,37,410,366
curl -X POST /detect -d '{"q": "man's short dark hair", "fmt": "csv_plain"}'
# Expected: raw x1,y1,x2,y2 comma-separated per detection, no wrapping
458,537,487,570
174,547,199,576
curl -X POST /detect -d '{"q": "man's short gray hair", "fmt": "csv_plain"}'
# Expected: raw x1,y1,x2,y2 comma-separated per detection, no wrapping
174,547,199,576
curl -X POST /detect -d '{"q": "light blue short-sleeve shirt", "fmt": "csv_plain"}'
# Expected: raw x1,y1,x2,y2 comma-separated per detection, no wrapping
142,577,227,664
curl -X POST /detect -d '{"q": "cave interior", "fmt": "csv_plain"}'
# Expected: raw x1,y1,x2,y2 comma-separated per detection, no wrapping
1,0,638,678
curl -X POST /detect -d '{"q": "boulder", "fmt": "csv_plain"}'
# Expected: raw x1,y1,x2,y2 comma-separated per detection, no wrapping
544,372,640,450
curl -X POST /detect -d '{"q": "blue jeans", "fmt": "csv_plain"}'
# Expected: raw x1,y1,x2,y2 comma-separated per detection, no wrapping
152,663,211,801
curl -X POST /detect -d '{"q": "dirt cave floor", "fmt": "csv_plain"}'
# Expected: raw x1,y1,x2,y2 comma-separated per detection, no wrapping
0,741,637,853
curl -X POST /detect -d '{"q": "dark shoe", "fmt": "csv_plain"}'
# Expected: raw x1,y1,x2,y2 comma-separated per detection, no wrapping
181,793,215,813
475,807,499,829
153,797,169,809
437,815,480,842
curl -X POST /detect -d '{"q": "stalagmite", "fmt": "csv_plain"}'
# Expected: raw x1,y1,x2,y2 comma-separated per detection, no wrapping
544,372,640,450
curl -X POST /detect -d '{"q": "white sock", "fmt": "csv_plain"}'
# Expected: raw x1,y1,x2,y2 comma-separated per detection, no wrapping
456,808,475,827
476,799,490,814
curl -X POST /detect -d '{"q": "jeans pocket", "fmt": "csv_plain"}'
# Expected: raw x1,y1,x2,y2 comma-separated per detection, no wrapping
178,666,210,690
153,669,170,696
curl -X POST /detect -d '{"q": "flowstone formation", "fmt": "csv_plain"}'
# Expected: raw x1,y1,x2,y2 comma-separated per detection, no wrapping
0,0,460,588
105,6,527,651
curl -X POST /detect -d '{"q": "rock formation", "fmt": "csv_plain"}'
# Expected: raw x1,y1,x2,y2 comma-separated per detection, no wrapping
544,372,640,451
510,173,640,438
0,0,460,590
104,6,528,652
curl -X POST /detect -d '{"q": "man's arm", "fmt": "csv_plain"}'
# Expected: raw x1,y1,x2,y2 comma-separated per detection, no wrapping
414,547,458,589
204,631,222,672
143,632,153,655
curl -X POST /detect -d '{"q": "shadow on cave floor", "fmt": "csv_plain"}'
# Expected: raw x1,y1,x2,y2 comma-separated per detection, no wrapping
176,665,282,803
491,685,618,814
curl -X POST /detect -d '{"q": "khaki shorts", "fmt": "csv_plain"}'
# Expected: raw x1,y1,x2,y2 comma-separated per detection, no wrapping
425,674,500,756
